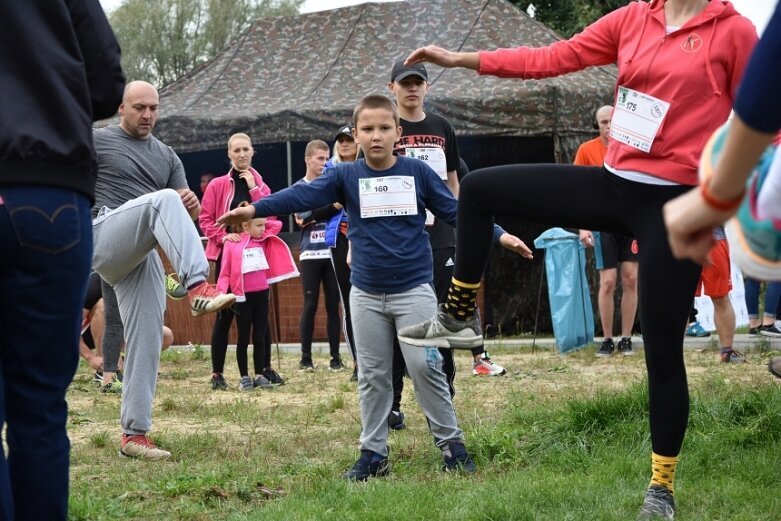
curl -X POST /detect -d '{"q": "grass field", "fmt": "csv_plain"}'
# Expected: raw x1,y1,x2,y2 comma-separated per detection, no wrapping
66,342,781,520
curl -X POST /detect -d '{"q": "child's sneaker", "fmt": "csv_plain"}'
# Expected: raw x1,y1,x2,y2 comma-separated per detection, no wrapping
99,381,122,394
119,434,171,461
329,358,345,372
253,375,273,389
188,282,236,316
441,440,476,473
344,450,390,481
262,368,285,385
472,356,506,376
397,305,482,349
387,410,406,431
685,322,710,337
299,359,314,372
239,376,254,391
211,373,228,390
164,273,187,300
636,485,675,520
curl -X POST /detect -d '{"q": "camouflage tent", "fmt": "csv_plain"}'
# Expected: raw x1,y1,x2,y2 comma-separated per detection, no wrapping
156,0,616,163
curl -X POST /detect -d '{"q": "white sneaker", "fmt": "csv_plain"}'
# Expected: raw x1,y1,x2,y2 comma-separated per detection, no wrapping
472,357,506,376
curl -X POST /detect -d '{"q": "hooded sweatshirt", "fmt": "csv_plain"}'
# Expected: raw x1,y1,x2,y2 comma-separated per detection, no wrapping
479,0,757,186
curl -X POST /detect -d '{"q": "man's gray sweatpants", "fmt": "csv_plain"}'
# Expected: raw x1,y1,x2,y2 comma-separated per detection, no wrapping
350,284,464,456
92,189,208,435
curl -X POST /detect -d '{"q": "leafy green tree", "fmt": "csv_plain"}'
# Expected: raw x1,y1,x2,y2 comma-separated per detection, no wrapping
518,0,630,38
110,0,303,87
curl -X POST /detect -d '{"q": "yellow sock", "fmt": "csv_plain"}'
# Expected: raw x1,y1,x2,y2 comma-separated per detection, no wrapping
649,452,678,493
443,278,480,320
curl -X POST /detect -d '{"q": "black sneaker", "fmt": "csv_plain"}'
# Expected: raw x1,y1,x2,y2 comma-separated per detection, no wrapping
211,373,228,390
387,410,406,431
637,485,675,520
441,440,476,473
344,450,390,481
299,359,315,372
253,375,274,389
262,368,285,385
618,337,634,356
596,338,615,357
759,323,781,337
329,358,345,372
749,327,760,335
350,366,358,382
93,371,104,383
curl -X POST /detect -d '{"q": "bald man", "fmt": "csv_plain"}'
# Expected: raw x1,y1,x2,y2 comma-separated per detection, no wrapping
575,105,640,358
92,81,236,460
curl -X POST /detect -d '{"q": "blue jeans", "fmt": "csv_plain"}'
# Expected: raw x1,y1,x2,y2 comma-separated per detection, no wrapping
0,186,92,520
744,278,781,319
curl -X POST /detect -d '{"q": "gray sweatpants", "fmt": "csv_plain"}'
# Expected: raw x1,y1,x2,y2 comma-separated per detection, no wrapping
92,189,208,435
350,284,464,456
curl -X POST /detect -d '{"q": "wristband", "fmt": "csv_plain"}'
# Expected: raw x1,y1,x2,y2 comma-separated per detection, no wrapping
700,182,743,212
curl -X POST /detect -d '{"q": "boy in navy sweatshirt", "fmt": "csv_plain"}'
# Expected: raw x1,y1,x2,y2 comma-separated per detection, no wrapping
219,94,531,480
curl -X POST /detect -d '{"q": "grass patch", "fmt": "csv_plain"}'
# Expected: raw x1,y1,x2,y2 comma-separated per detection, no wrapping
67,345,781,520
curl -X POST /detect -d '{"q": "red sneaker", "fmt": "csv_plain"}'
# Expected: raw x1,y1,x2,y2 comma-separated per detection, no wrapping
119,434,171,461
188,282,236,316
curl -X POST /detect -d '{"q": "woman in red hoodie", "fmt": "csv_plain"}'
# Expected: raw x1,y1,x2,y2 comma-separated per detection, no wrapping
398,1,757,519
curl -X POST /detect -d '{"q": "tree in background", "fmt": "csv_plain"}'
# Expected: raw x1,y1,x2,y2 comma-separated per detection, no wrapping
517,0,629,38
110,0,303,87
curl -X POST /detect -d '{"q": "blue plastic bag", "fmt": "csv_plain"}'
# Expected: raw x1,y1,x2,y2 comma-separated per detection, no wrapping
534,228,594,353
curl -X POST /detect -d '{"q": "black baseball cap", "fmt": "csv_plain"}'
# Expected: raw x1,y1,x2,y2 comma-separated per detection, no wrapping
390,58,428,82
334,124,354,141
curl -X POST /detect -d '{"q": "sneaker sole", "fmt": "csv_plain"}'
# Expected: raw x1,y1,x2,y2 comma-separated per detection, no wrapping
191,294,236,316
118,448,171,461
759,330,781,338
397,334,483,349
595,353,613,358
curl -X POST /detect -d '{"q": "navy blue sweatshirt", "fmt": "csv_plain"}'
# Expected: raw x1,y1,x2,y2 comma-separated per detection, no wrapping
252,156,473,294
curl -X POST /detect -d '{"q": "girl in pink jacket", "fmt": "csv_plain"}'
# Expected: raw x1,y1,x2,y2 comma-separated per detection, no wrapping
218,211,298,391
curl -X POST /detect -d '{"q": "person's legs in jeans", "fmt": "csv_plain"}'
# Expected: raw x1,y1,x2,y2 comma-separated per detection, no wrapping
0,186,92,520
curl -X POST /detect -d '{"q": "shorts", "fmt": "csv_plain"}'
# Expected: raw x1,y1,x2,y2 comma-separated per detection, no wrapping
593,231,639,270
696,239,732,298
83,271,103,310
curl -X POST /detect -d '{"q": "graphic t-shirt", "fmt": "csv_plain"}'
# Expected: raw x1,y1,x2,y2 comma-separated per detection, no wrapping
395,113,460,250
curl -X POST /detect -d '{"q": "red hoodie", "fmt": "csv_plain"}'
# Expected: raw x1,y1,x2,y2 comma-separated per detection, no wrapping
479,0,757,185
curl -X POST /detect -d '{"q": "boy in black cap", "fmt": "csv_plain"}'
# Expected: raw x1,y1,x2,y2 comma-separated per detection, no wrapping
386,58,507,429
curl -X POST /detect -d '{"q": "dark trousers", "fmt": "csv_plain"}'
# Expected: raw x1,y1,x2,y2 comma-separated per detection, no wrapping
454,164,701,457
330,233,357,362
299,258,341,360
235,290,269,376
0,187,92,520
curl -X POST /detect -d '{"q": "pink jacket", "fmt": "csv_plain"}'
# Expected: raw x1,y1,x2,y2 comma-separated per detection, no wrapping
199,167,283,261
478,0,757,185
217,231,299,302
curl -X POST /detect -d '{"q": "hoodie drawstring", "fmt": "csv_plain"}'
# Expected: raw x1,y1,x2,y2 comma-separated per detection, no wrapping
704,17,721,97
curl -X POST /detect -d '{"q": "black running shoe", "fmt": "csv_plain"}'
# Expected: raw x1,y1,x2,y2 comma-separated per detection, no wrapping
388,410,406,431
299,359,315,372
596,338,615,357
350,366,358,382
262,368,285,385
618,337,634,356
344,450,390,481
329,358,345,372
211,373,228,390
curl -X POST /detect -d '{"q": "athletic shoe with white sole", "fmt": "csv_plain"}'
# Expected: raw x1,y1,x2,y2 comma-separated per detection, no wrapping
472,356,506,376
188,282,236,316
397,305,482,349
164,273,187,300
119,434,171,461
636,485,675,520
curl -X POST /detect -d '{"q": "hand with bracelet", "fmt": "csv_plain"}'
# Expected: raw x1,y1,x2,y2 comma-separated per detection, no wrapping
664,116,775,265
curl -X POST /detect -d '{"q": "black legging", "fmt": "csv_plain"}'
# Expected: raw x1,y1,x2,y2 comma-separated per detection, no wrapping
299,258,341,359
210,256,272,373
455,164,701,457
234,289,269,376
330,232,358,362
